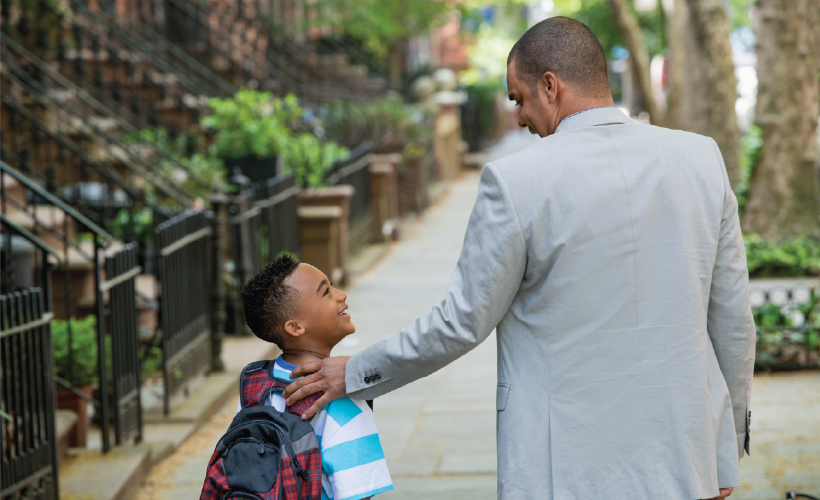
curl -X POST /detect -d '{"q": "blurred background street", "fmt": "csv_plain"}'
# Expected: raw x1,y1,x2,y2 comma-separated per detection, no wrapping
1,0,819,498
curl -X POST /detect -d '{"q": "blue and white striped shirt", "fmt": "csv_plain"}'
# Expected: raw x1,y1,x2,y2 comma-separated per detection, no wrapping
237,356,394,500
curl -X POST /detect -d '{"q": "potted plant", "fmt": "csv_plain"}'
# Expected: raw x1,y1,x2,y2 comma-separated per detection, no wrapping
202,90,296,184
52,315,98,448
201,90,350,187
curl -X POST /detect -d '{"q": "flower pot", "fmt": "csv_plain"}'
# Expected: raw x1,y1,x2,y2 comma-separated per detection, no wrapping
56,385,96,448
224,156,281,184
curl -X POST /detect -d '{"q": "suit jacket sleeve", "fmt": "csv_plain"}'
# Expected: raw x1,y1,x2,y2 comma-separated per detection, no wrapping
706,139,756,458
345,163,527,400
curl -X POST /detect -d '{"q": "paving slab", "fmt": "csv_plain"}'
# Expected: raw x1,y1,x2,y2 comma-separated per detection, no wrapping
59,445,150,500
734,371,820,500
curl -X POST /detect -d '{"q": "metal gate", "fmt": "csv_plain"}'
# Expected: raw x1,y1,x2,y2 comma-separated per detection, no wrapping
156,211,213,415
0,288,59,499
101,243,143,444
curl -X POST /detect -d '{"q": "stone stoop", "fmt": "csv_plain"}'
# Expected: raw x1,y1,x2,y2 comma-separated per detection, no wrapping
56,410,78,464
58,337,280,500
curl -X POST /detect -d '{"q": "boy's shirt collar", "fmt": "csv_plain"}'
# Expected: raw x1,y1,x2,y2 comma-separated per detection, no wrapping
273,355,300,380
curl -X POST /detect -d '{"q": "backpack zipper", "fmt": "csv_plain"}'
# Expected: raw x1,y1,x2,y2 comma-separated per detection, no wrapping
223,437,277,457
221,491,263,500
274,426,309,479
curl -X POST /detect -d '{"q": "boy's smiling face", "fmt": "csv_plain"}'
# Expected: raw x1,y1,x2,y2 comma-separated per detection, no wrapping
282,264,355,350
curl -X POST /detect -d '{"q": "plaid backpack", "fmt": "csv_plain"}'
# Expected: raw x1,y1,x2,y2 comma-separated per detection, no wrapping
200,360,324,500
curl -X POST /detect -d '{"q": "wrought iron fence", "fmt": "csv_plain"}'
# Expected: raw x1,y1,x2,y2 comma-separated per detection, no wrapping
786,492,820,500
0,288,59,500
0,160,129,453
749,282,820,370
156,210,213,414
101,243,142,445
228,173,301,334
325,143,373,255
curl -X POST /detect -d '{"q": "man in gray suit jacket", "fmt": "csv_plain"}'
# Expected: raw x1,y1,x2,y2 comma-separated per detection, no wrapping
285,17,755,500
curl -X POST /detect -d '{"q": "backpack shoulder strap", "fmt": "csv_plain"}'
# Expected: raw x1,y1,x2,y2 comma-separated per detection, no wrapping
269,375,325,419
239,361,326,417
239,360,272,409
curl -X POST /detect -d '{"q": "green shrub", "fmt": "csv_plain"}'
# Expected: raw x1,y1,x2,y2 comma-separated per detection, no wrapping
753,295,820,369
463,81,504,139
321,95,433,156
282,133,349,188
124,127,228,198
110,207,153,244
744,234,820,277
202,90,300,160
52,316,98,387
202,90,348,188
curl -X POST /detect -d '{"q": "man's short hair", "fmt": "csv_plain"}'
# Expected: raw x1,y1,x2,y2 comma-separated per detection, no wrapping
241,255,300,348
507,16,610,98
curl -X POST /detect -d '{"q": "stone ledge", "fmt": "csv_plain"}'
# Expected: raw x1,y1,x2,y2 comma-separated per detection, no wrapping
142,372,237,429
56,410,78,464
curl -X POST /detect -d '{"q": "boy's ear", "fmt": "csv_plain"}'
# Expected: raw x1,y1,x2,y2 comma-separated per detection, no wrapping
282,319,305,339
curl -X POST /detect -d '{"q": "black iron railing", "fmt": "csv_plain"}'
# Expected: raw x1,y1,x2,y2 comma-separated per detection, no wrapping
786,492,820,500
749,282,820,371
155,210,214,415
0,56,194,209
0,161,121,453
325,143,373,255
102,243,142,445
70,0,235,98
0,288,59,500
154,0,367,101
228,172,301,334
1,33,214,196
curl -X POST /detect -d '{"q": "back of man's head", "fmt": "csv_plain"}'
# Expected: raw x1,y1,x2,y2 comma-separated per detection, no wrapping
507,16,609,98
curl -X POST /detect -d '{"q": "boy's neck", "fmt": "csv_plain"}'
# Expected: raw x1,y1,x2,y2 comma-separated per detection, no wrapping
280,345,332,368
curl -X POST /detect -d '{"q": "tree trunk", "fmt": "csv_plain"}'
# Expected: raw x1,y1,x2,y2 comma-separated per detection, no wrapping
664,0,708,134
609,0,664,126
742,0,820,238
686,0,741,186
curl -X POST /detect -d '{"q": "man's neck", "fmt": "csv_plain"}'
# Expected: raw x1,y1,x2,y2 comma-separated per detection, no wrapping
547,95,615,136
559,96,615,123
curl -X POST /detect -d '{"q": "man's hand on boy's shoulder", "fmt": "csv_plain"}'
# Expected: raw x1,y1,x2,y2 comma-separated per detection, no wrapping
284,356,350,419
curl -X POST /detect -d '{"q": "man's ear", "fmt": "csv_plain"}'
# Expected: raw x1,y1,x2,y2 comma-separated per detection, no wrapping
541,72,559,103
283,319,305,339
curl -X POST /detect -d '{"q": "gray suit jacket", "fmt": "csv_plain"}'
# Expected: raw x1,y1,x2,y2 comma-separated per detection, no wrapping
346,107,755,500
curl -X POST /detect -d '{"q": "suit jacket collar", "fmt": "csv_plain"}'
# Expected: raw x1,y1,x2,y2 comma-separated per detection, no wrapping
554,106,634,134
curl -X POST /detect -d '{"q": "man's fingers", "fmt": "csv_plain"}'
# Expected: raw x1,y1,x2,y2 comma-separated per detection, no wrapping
706,488,735,500
283,372,321,400
301,393,333,420
291,360,322,378
285,380,325,406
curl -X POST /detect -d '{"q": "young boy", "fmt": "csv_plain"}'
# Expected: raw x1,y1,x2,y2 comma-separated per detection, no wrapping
240,255,393,500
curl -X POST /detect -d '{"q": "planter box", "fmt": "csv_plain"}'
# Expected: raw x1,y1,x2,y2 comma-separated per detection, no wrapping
224,156,281,184
299,186,354,285
434,103,463,181
298,206,344,285
398,150,430,216
56,385,96,448
369,154,401,242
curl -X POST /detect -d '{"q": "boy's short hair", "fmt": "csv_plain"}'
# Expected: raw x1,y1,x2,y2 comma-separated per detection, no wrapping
240,255,300,348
